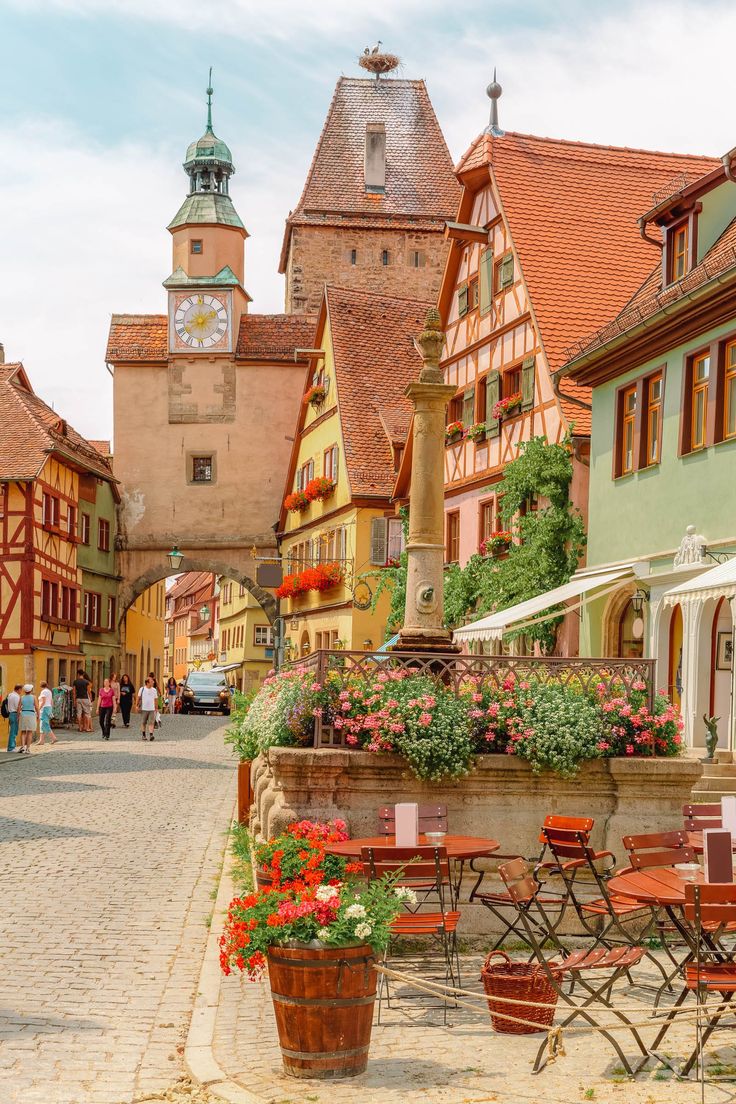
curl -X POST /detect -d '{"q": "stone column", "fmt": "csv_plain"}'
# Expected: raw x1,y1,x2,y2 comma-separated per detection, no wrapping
394,309,459,654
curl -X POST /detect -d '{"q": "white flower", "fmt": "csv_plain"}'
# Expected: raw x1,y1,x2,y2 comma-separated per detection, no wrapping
354,922,372,940
345,903,367,919
317,927,332,942
394,887,418,906
315,885,339,903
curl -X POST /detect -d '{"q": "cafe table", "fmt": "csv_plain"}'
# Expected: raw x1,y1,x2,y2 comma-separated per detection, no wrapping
326,834,500,902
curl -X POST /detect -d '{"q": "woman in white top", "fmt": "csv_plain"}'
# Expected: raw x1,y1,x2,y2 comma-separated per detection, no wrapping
37,681,56,745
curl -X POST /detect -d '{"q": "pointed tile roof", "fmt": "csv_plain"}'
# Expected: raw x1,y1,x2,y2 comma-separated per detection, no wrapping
454,130,719,430
0,364,116,481
279,77,460,271
106,313,315,364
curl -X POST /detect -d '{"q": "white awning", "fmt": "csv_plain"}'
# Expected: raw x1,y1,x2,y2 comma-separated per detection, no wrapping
453,567,634,643
663,557,736,606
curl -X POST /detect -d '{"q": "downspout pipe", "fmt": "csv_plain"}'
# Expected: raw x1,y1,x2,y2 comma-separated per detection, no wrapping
722,146,736,183
552,369,592,414
638,217,663,249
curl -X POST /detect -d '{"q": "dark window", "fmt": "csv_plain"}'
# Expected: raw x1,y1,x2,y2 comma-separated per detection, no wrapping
468,277,479,311
107,596,117,631
191,239,203,255
620,385,637,475
98,518,110,552
644,373,663,466
446,511,460,564
668,223,688,283
67,505,77,540
81,513,91,545
192,456,213,482
410,250,425,268
350,249,357,265
503,367,521,400
479,499,496,549
381,249,390,266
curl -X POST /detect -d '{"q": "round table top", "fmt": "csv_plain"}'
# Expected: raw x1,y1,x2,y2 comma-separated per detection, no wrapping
609,866,705,907
326,834,500,861
687,831,736,855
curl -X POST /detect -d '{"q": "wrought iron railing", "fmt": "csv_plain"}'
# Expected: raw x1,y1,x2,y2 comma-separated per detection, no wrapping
287,649,656,749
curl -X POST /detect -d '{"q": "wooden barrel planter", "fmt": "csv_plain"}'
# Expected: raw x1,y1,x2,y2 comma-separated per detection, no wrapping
255,867,275,889
237,760,252,824
267,943,377,1079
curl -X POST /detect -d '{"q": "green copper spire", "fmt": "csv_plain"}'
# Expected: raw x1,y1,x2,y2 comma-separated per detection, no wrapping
206,67,214,133
182,70,235,192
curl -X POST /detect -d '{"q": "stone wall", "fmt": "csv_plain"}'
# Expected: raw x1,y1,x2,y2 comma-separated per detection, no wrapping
251,748,703,934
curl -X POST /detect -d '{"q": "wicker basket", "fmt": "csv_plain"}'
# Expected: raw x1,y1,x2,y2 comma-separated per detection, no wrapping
480,951,560,1035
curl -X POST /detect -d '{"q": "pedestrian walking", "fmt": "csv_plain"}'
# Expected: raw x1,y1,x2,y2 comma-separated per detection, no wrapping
6,684,21,753
137,677,158,741
73,669,92,733
110,672,120,728
118,674,134,727
96,678,115,739
166,676,177,715
17,684,38,753
37,681,56,745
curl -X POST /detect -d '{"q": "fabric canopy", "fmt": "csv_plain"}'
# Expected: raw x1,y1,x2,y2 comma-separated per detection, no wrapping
663,557,736,606
453,567,633,643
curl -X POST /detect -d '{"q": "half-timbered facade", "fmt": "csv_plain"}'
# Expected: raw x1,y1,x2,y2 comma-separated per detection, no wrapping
0,363,118,693
435,130,717,649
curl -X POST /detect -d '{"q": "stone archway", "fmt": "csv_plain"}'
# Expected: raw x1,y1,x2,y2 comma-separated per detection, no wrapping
601,582,638,657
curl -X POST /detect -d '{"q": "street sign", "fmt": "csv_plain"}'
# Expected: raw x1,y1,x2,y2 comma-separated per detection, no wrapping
257,562,283,588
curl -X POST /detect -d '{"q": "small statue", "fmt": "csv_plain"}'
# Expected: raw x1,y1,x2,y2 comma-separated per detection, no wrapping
703,714,720,761
674,524,706,567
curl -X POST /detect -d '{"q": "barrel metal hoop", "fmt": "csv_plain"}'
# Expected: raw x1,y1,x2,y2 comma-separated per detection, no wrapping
268,954,374,969
279,1044,370,1061
271,992,376,1008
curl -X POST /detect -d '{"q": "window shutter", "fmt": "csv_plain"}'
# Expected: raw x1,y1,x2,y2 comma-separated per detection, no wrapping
387,518,404,562
479,249,493,314
458,284,468,317
333,446,339,483
370,517,388,565
500,254,514,288
296,468,303,492
521,356,536,410
462,388,475,426
486,370,501,437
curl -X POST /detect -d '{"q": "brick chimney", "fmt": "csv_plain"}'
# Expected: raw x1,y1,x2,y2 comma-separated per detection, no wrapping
364,123,386,193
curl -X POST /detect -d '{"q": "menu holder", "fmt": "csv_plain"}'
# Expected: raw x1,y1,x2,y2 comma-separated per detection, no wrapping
722,796,736,840
394,803,419,848
703,828,734,884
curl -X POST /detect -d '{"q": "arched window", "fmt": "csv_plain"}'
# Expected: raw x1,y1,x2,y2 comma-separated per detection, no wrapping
300,631,311,657
617,597,645,659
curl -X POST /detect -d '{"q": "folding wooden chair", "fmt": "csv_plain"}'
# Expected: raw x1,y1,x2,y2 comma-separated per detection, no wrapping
499,858,649,1075
645,883,736,1082
469,815,594,955
377,804,449,835
682,803,722,832
362,845,460,1023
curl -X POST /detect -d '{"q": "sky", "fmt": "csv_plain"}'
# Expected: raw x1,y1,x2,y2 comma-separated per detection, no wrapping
1,0,735,440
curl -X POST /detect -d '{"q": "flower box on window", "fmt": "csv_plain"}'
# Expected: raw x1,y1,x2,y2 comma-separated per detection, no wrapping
304,477,335,502
304,384,327,408
480,530,513,558
491,393,522,421
466,422,487,443
445,420,465,444
284,491,311,513
276,562,344,600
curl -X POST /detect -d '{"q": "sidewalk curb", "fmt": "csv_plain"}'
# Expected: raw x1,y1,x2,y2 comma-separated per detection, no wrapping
185,820,264,1104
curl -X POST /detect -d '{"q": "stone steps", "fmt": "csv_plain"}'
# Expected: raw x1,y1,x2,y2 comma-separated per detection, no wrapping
692,757,736,803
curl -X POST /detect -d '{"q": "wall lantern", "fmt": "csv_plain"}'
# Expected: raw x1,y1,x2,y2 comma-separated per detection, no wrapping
631,588,649,617
167,545,184,570
200,603,211,621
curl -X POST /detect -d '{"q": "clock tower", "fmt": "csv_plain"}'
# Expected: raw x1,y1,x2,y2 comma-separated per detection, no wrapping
165,76,250,353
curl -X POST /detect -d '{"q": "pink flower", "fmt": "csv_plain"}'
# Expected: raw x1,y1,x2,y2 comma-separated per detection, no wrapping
418,712,432,727
341,701,351,712
597,741,610,751
471,693,483,703
626,744,634,755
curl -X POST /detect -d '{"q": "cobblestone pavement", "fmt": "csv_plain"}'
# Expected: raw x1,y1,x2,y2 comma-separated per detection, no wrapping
0,714,235,1104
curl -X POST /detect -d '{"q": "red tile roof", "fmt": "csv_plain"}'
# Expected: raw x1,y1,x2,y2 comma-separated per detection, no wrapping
107,313,315,364
88,439,112,458
326,286,430,497
0,364,116,481
455,130,719,431
280,77,460,270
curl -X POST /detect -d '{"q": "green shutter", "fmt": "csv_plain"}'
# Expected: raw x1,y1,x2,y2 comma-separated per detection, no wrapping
458,284,468,317
479,249,493,314
462,388,475,426
486,371,501,437
500,254,514,288
521,356,536,410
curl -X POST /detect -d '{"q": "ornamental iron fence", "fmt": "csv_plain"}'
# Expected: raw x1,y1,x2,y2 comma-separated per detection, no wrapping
287,649,656,750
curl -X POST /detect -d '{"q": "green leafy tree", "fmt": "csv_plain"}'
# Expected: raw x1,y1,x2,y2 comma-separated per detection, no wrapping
366,505,409,638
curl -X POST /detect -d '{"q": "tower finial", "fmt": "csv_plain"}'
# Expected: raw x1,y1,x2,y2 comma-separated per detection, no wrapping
206,67,214,133
485,69,504,137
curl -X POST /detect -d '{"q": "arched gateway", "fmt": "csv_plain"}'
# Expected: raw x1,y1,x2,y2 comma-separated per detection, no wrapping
107,83,315,629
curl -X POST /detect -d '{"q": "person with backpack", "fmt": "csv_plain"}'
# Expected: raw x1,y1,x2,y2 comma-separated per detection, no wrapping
5,684,21,753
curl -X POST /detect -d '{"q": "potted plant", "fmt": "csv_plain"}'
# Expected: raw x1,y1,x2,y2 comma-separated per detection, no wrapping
224,690,258,823
480,530,513,557
284,490,310,513
219,875,413,1078
491,392,522,421
702,714,720,762
466,421,487,443
445,420,464,444
254,818,361,889
304,476,336,501
304,383,327,407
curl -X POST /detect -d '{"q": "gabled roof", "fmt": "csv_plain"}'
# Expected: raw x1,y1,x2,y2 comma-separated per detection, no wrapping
279,285,429,529
279,77,460,271
450,130,719,431
0,363,116,482
106,313,315,364
168,571,215,606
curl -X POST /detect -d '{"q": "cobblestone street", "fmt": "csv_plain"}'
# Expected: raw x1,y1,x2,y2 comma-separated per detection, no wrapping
0,715,234,1104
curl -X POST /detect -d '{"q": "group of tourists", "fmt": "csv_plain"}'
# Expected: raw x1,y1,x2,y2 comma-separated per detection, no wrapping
3,671,182,751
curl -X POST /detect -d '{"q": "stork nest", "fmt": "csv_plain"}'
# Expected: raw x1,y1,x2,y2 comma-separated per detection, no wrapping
359,52,401,76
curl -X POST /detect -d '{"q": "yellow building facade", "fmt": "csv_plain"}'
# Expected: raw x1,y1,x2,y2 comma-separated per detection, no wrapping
122,581,166,687
277,287,427,656
218,579,274,690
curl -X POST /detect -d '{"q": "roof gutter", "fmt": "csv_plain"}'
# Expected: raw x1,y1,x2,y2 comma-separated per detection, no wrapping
722,146,736,183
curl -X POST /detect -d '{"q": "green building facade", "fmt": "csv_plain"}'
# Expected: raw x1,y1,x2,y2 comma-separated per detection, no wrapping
77,469,121,688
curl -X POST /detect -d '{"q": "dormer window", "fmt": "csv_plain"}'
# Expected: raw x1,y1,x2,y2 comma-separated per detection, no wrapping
669,222,689,282
191,240,203,255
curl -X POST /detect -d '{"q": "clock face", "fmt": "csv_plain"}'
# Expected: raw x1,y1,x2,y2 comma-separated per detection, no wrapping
174,294,228,349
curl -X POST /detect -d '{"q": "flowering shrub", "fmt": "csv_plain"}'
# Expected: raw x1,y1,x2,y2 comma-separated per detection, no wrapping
255,819,362,889
304,476,336,501
284,490,310,513
220,877,411,979
276,562,344,599
445,420,464,441
466,422,487,442
304,383,327,406
480,530,513,556
238,666,321,756
596,679,683,757
491,392,522,420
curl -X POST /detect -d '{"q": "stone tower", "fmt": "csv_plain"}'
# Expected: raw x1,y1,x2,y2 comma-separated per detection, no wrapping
279,77,461,315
